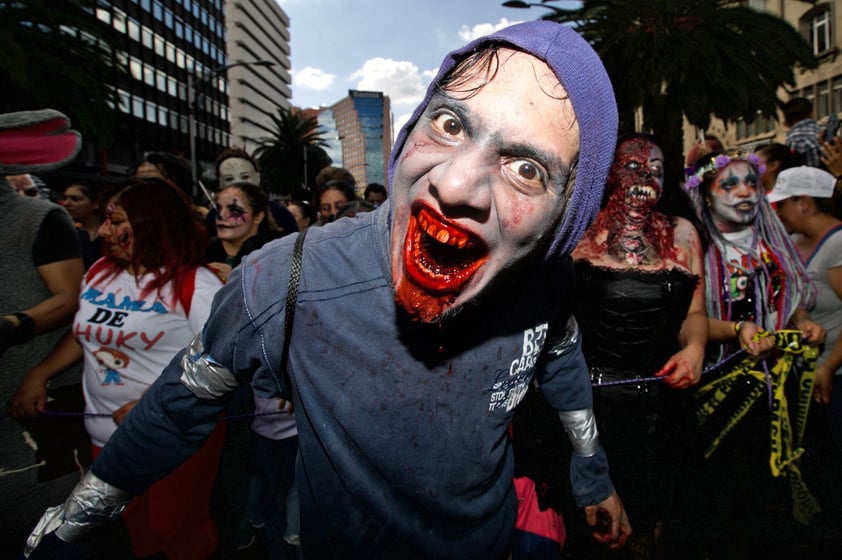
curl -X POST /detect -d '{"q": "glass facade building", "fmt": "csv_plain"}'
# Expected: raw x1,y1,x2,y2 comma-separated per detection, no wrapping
64,0,290,187
328,90,393,193
89,0,230,174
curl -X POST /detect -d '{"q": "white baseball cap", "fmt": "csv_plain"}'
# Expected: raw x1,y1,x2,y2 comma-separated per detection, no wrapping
768,165,835,203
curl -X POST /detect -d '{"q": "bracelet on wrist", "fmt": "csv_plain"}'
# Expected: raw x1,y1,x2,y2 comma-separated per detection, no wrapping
732,321,744,335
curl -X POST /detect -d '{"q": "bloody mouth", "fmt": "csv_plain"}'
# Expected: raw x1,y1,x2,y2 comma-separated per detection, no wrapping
402,204,487,294
625,184,658,207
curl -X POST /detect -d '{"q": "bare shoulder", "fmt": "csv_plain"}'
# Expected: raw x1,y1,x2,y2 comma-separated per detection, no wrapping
672,216,701,247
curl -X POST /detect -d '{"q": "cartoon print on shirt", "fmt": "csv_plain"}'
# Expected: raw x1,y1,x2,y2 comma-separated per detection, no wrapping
726,244,785,315
486,322,549,412
94,347,130,386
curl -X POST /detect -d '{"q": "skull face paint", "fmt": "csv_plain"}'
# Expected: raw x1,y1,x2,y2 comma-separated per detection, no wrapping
389,49,579,322
708,161,760,234
98,200,134,262
215,187,263,244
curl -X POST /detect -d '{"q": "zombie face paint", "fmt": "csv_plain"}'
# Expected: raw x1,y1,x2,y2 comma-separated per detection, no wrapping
597,137,671,264
708,161,760,233
7,174,38,196
389,49,579,322
215,187,263,244
98,200,133,262
606,138,663,216
218,157,261,188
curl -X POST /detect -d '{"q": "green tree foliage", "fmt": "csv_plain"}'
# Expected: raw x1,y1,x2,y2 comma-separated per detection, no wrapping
0,0,124,146
255,107,332,200
506,0,817,184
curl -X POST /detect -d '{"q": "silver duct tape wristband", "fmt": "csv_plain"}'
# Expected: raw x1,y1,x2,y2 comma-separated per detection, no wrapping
50,471,131,544
180,333,238,399
558,408,600,457
545,315,580,357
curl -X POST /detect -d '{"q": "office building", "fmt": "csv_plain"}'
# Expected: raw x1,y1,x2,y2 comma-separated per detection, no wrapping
68,0,290,187
225,0,292,153
324,90,393,194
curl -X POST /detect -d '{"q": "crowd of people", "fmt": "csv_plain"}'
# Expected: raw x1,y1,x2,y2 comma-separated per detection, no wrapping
2,19,842,560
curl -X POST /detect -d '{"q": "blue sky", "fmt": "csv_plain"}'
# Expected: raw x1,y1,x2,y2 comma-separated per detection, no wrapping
274,0,578,134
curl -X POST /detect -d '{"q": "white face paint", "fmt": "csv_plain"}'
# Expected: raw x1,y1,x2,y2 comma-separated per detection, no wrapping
218,157,261,187
708,161,760,233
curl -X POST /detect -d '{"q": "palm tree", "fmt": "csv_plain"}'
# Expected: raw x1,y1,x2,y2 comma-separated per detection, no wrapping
255,107,332,200
0,0,124,146
504,0,817,185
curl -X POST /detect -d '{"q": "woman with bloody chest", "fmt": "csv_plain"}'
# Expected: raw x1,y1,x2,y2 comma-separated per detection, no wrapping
564,134,708,554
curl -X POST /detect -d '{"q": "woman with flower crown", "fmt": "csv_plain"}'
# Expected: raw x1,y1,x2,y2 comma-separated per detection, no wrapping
683,149,824,356
677,149,826,556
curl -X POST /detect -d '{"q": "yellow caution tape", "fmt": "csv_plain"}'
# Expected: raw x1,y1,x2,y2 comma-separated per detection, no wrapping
695,330,820,524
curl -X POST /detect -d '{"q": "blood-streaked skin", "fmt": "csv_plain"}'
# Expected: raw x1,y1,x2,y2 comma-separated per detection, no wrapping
389,49,580,322
578,137,676,265
98,201,134,263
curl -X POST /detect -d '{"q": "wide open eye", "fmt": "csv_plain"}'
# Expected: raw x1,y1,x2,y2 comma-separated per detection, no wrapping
502,158,547,194
429,110,464,140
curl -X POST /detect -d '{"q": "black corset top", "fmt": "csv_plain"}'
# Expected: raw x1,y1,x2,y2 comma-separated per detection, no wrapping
574,260,699,378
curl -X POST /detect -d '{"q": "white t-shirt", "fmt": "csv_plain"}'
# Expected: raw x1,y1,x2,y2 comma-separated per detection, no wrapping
75,265,222,446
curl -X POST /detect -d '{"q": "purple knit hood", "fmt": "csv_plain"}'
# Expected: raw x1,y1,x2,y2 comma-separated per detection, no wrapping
387,20,617,258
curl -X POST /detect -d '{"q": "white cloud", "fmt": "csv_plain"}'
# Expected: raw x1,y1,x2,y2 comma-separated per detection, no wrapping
293,67,336,91
350,58,428,107
458,17,523,42
394,112,413,137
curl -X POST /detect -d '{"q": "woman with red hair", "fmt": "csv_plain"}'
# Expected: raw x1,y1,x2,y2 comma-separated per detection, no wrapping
10,177,224,559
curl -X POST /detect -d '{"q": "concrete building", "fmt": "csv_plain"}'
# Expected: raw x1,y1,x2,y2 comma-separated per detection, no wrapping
323,90,394,195
683,0,842,156
225,0,292,153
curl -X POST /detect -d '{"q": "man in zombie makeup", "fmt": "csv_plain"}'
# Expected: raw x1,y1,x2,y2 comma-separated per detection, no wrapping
26,22,629,559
